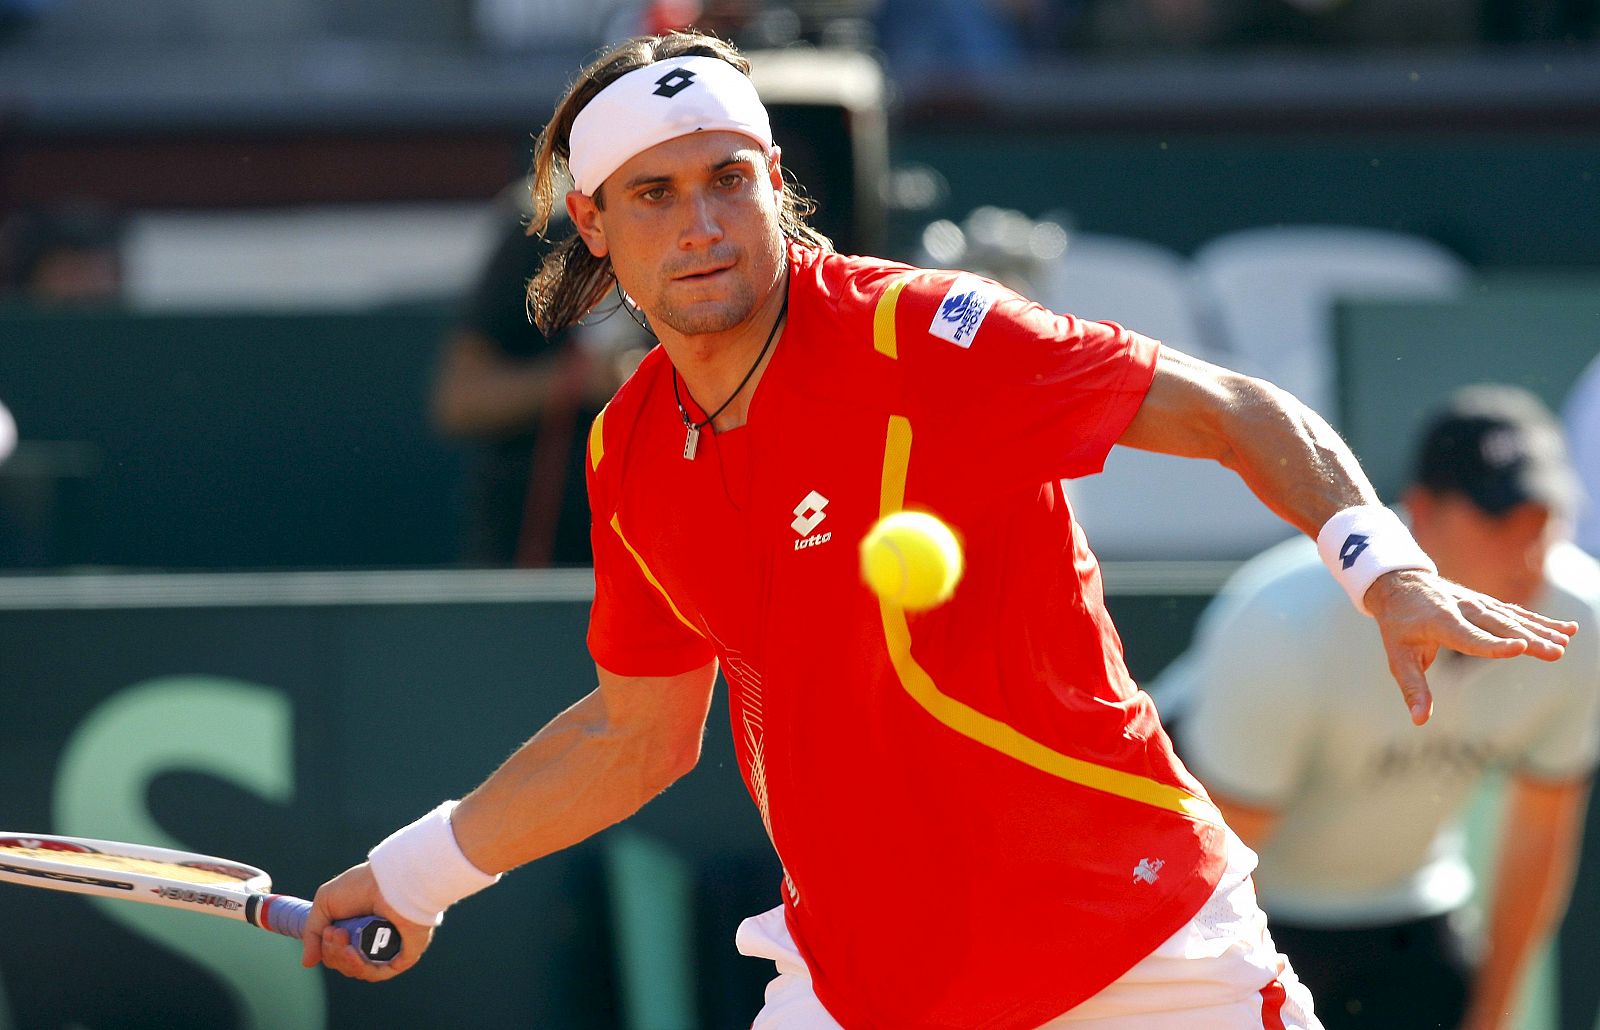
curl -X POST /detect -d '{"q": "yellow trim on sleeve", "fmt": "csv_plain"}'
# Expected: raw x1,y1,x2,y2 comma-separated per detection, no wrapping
875,423,1220,824
610,513,704,638
588,407,607,471
872,276,911,359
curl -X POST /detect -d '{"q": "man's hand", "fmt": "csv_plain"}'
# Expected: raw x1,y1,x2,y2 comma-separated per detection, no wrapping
299,862,435,982
1365,570,1578,726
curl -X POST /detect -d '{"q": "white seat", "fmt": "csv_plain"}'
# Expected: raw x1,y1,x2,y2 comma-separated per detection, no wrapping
1563,351,1600,558
1034,231,1216,361
1032,232,1294,560
0,399,13,466
1192,225,1471,421
123,204,502,311
1063,447,1300,562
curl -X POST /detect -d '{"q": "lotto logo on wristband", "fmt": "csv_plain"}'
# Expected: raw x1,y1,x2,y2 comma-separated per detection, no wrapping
1339,533,1370,570
1318,506,1434,616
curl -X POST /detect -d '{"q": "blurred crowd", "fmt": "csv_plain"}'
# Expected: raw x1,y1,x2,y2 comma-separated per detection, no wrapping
3,0,1597,67
644,0,1600,72
524,0,1600,59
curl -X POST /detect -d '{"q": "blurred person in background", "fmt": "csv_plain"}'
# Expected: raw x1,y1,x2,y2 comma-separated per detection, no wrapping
431,185,645,567
871,0,1031,74
1565,351,1600,558
1157,385,1600,1030
1078,0,1482,51
621,0,757,37
606,0,800,48
0,203,123,306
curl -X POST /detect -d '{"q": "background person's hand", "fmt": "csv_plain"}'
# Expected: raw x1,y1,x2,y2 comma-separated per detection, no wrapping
300,861,436,982
1365,569,1578,726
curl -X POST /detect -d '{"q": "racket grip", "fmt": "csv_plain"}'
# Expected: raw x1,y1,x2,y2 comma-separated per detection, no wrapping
249,895,402,962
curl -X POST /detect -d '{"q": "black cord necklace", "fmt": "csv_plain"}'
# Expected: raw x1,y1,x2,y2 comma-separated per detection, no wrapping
671,289,788,461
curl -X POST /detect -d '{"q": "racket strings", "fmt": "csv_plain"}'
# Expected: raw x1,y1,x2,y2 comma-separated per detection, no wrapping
0,845,254,885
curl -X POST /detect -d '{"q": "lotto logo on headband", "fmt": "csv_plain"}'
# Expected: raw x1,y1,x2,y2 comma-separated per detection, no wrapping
653,69,697,98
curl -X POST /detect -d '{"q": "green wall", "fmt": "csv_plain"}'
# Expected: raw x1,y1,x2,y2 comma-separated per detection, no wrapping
892,130,1600,267
1335,279,1600,502
0,306,464,570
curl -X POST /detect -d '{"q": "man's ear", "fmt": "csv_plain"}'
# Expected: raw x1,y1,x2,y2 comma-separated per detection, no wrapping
767,145,784,194
566,190,609,258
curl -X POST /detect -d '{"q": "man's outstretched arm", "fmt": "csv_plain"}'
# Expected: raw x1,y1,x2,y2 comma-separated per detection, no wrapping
302,659,719,980
1118,346,1576,723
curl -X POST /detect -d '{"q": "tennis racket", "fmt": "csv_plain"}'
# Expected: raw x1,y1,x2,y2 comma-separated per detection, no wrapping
0,831,401,962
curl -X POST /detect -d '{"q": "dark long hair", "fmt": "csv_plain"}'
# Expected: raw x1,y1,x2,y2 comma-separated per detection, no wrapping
524,31,832,335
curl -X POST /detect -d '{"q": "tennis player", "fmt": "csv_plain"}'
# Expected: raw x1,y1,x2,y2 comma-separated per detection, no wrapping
302,32,1578,1029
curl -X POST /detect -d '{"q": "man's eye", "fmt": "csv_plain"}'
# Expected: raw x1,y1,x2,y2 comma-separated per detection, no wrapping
717,172,744,188
641,187,668,202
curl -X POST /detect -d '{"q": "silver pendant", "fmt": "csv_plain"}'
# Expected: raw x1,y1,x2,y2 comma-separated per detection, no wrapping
683,425,700,460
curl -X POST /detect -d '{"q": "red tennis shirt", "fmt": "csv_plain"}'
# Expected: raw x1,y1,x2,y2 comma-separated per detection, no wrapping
586,243,1227,1029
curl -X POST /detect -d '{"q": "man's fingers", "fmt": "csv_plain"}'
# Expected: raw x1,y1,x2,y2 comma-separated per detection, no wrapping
300,895,333,969
1372,574,1578,725
1448,606,1528,658
1389,649,1435,726
1496,602,1580,636
1457,598,1569,660
298,863,429,980
1499,609,1573,659
318,925,405,982
1487,599,1575,647
388,949,422,976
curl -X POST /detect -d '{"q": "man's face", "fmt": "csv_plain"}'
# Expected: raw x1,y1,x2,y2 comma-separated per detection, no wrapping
1407,489,1564,607
568,130,786,337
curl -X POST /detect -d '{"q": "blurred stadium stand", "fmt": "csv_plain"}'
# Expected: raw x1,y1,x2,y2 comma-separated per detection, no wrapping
1192,224,1472,418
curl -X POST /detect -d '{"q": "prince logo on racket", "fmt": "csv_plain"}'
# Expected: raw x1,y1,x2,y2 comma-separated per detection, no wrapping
152,886,243,910
302,30,1578,1030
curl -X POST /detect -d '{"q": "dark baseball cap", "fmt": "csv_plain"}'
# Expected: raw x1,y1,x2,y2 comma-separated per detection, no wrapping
1412,385,1581,517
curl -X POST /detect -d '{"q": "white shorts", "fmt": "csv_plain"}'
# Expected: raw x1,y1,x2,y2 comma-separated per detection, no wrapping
736,830,1321,1030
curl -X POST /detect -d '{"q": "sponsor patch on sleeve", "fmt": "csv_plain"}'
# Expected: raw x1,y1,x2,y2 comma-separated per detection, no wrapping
927,275,997,349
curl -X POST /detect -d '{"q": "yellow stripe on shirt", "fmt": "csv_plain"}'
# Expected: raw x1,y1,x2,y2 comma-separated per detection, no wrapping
872,318,1220,823
588,407,607,472
610,513,704,638
872,276,912,359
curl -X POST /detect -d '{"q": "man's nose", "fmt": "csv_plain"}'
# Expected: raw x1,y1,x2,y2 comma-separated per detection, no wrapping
680,191,723,248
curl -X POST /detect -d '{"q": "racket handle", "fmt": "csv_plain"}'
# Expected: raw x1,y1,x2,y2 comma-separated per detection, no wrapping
247,894,402,962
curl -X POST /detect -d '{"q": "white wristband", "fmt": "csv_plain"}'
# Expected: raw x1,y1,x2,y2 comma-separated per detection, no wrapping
1316,505,1437,616
368,800,501,927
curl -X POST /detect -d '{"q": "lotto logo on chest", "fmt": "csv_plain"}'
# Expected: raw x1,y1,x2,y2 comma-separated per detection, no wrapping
791,490,832,550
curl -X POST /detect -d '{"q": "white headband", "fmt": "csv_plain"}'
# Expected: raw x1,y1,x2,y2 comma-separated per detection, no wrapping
567,55,774,197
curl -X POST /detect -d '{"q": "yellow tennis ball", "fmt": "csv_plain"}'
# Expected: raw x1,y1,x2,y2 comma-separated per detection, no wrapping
859,511,964,611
